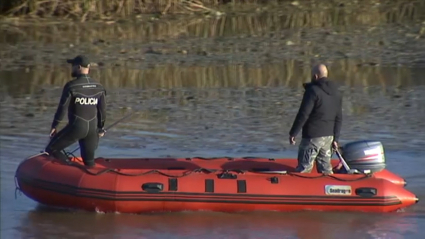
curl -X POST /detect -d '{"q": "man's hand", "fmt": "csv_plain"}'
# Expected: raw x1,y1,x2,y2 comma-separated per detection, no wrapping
289,136,296,145
49,128,56,138
332,141,338,150
98,128,106,138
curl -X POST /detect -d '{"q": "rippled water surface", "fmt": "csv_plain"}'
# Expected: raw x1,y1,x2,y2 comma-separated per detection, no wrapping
2,2,425,238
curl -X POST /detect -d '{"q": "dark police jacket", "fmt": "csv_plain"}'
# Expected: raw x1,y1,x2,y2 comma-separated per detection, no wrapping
51,74,106,130
289,77,342,142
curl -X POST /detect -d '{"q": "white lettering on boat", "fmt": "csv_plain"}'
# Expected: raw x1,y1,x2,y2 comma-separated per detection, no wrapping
324,185,352,196
75,97,98,105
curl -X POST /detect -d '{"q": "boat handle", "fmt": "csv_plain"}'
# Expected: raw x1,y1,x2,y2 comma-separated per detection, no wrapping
355,187,377,197
141,182,164,193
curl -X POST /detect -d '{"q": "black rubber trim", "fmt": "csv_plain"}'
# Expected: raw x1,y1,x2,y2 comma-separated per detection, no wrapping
205,179,214,193
168,178,178,191
237,180,246,193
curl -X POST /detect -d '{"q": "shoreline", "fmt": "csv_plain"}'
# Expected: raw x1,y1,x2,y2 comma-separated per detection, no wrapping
1,1,424,72
1,19,425,72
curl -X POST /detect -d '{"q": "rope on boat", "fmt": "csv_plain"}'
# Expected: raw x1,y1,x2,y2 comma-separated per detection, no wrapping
61,151,373,181
21,151,372,182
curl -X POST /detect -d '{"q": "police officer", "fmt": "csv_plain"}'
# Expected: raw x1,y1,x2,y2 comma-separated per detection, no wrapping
45,55,107,167
289,64,343,175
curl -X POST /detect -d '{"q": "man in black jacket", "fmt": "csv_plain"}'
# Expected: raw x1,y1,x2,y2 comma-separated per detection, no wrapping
45,55,107,167
289,64,342,174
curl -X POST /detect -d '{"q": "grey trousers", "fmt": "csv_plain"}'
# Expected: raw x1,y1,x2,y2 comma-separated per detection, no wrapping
295,136,334,174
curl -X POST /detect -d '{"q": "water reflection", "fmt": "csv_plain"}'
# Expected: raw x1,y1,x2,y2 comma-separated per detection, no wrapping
1,59,425,153
15,206,420,239
1,60,424,98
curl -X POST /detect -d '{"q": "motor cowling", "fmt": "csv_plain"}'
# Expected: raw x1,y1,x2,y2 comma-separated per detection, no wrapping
340,140,386,173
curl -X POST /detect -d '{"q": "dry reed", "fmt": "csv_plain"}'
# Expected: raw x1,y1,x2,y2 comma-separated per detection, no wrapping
0,0,225,20
1,0,422,44
0,0,423,21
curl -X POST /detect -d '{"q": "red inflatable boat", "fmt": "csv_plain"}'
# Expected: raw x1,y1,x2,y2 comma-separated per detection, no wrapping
15,144,418,213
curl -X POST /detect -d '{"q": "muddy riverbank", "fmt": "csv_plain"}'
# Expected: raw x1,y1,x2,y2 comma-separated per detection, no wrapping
1,1,425,71
2,21,425,71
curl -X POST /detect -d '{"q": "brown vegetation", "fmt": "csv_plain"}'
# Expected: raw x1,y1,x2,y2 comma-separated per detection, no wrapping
0,0,224,20
1,0,422,43
1,0,423,22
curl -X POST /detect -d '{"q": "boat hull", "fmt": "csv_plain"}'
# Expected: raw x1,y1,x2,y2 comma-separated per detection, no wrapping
15,154,418,213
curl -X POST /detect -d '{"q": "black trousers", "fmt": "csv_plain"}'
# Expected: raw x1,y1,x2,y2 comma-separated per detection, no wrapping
45,118,99,166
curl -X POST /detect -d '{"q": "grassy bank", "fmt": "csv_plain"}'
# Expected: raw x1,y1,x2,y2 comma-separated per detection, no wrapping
1,0,424,21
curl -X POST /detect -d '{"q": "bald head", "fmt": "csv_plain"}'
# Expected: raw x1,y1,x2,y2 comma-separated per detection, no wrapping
311,64,328,80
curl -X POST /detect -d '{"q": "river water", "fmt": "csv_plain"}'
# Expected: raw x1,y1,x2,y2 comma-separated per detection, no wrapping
2,2,425,238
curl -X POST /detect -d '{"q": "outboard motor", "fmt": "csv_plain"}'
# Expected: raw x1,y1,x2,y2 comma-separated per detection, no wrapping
340,140,386,173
